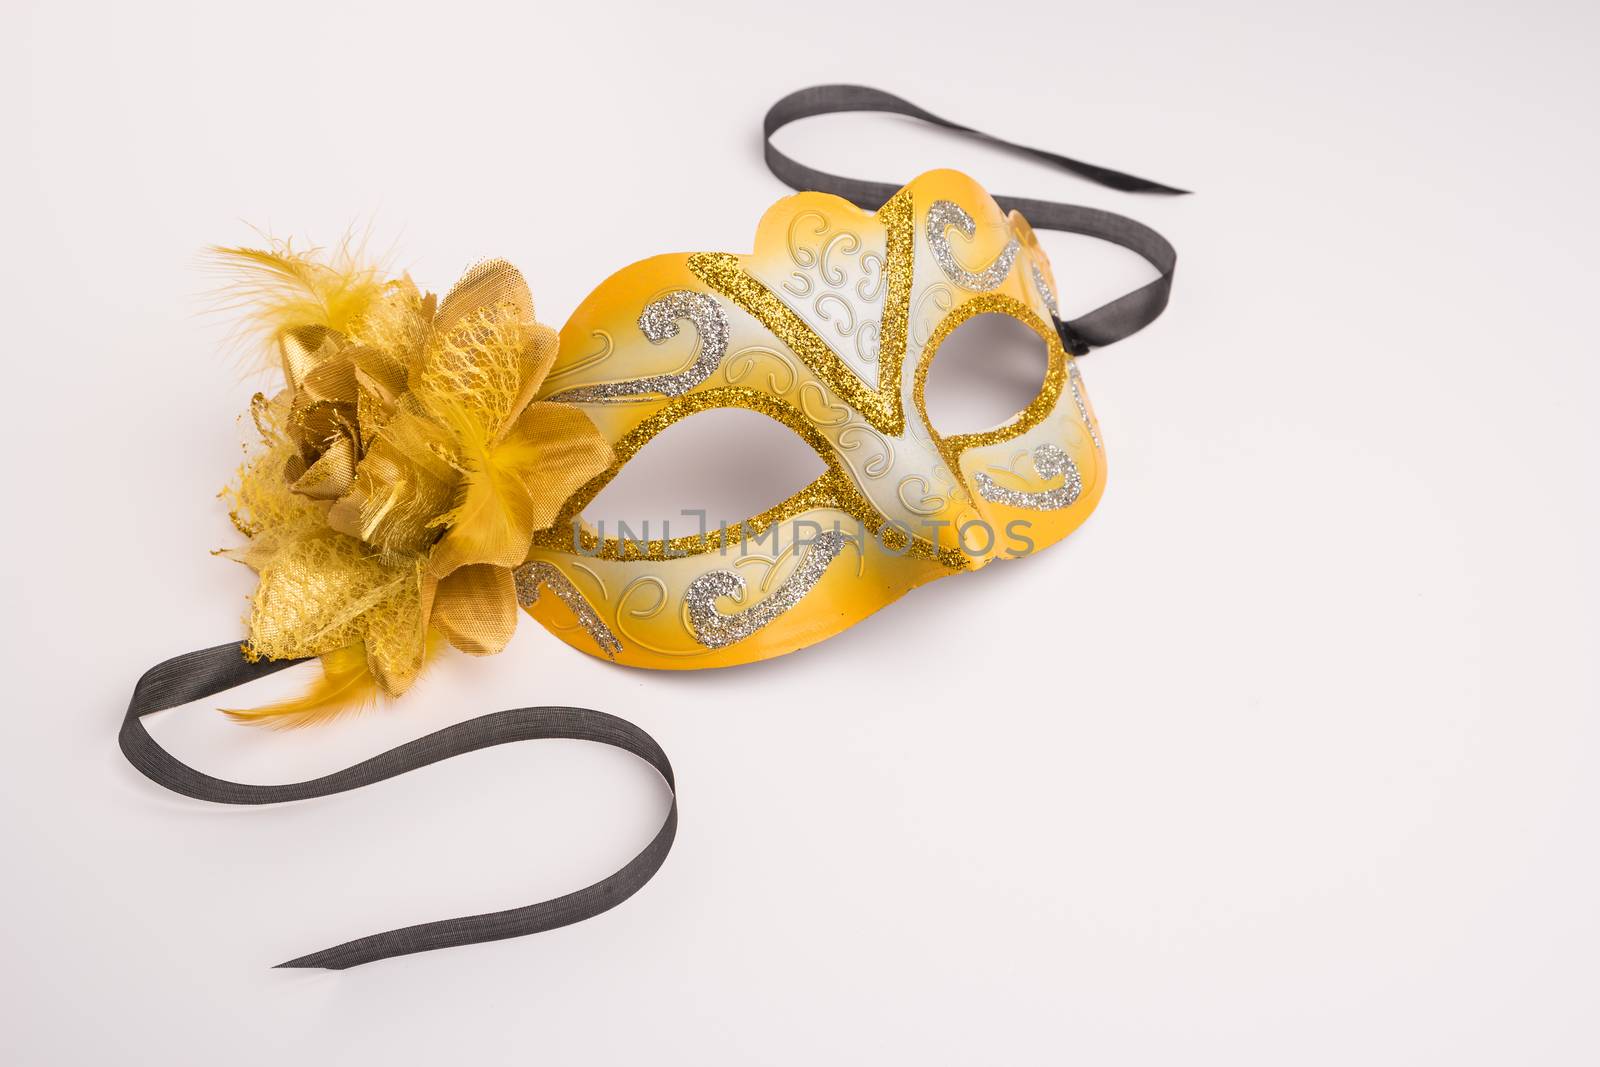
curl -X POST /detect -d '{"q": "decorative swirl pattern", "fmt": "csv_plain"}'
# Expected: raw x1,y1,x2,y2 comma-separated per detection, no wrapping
837,424,895,480
854,318,880,363
911,283,955,348
900,369,963,494
798,381,851,426
926,200,1020,291
973,443,1082,511
774,208,882,386
785,211,827,272
998,448,1034,478
689,189,914,438
683,530,846,649
723,344,798,395
543,329,614,385
896,474,947,516
548,291,730,403
818,232,860,288
613,574,702,658
512,561,621,657
856,251,885,302
814,292,857,338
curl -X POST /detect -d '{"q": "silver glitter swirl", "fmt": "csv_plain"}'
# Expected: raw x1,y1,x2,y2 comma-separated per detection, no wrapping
513,561,622,658
548,291,730,403
973,443,1082,511
1030,262,1059,317
683,530,846,649
1068,362,1100,449
926,200,1020,292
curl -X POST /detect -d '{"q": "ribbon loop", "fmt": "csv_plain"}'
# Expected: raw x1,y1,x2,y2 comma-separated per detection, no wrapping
763,83,1186,350
120,642,676,969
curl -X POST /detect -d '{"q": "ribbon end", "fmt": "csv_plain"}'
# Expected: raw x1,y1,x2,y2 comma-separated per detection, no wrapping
274,953,339,970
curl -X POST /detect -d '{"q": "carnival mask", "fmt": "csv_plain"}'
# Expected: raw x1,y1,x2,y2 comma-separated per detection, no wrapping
121,85,1184,968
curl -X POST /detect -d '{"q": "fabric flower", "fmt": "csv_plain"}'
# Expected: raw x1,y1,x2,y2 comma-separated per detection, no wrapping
215,242,611,726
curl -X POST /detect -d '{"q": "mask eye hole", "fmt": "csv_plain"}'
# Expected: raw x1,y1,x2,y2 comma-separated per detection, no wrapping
583,407,827,535
922,312,1050,436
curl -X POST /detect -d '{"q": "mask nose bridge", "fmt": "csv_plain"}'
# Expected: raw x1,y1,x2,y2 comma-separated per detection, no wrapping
934,437,1015,566
865,404,1000,566
904,364,1080,567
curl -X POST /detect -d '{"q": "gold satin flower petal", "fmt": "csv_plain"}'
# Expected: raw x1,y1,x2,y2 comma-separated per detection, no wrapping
286,398,356,464
278,325,341,395
352,343,408,403
326,410,458,556
432,563,518,655
298,351,360,408
349,345,410,449
289,433,356,500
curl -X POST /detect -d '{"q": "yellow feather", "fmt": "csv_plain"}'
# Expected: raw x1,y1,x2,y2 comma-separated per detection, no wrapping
208,232,389,372
223,633,442,730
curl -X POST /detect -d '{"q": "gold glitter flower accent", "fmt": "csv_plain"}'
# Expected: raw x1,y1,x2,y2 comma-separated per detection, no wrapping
215,242,611,726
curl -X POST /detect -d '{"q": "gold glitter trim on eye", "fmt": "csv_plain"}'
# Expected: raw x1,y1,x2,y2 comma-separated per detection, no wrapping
685,189,915,438
875,189,914,399
528,384,966,569
911,293,1070,478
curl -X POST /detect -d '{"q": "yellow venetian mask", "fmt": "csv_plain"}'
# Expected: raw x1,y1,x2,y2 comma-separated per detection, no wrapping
519,169,1108,669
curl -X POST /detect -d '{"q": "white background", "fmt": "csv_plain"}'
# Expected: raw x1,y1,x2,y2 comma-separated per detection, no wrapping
4,0,1597,1062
